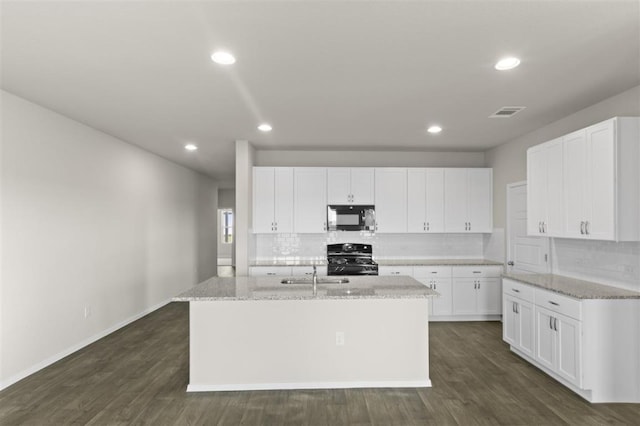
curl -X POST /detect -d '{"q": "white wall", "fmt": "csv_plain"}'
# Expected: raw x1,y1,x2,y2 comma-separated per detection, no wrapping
0,90,217,390
256,150,485,168
235,141,254,276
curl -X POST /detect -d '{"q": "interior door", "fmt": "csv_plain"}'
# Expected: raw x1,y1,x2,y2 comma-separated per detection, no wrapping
507,182,550,274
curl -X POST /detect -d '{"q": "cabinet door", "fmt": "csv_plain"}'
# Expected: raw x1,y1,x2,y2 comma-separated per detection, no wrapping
294,168,327,233
274,168,294,233
374,168,407,233
467,169,492,232
517,299,535,358
476,278,501,314
545,139,564,236
563,130,587,238
527,144,547,236
585,120,615,240
556,313,582,387
425,168,445,232
444,169,468,232
327,168,351,204
452,278,477,314
407,169,427,232
535,307,556,371
431,278,452,316
503,296,519,346
253,168,275,233
350,168,375,204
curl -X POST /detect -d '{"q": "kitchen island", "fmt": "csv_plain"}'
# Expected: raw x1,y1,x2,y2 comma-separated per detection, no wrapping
173,276,438,392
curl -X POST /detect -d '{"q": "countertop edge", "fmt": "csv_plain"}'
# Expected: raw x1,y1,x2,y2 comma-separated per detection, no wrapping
502,273,640,300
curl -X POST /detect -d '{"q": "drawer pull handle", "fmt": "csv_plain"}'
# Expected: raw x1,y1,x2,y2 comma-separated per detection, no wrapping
512,288,520,293
431,272,438,274
267,273,276,276
548,301,559,306
473,271,481,274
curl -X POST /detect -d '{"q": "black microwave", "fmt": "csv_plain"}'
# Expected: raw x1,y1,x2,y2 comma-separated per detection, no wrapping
327,205,376,231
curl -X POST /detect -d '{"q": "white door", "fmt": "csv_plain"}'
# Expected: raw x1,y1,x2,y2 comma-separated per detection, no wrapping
507,182,550,274
452,279,477,314
585,120,615,240
425,168,445,232
518,300,535,358
444,169,468,232
467,169,493,232
535,307,556,371
253,167,275,233
431,278,452,316
374,168,407,233
273,168,294,233
327,168,351,204
407,169,427,232
294,168,327,233
563,130,587,238
350,168,375,204
503,296,518,346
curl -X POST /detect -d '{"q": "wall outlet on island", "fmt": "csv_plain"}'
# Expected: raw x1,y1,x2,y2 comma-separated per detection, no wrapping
336,331,345,346
84,306,92,319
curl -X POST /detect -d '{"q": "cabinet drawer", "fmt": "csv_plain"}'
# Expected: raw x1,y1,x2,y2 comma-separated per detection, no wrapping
379,266,414,276
535,288,582,320
413,266,452,277
249,266,292,276
290,266,327,276
503,279,534,303
452,265,503,278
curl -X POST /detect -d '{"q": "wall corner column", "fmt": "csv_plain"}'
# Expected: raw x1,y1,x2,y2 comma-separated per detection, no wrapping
235,140,254,276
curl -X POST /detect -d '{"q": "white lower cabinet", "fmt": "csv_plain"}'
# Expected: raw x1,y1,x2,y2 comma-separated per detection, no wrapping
413,266,452,317
502,278,640,403
451,266,502,317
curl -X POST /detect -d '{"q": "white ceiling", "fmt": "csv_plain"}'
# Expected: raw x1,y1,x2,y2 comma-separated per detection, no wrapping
2,1,639,185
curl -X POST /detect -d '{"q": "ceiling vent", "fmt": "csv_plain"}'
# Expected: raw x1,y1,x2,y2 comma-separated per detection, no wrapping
489,106,526,118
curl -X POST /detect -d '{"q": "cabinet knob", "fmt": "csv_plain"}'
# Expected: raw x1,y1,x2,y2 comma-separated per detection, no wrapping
580,221,585,234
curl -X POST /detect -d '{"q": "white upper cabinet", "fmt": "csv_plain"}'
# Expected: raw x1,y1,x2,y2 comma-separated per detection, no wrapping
407,168,445,233
444,168,493,233
327,168,374,204
527,138,563,236
560,117,640,241
374,168,407,233
252,167,294,233
293,168,327,233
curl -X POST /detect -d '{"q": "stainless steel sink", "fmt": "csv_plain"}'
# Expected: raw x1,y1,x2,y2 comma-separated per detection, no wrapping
280,277,350,285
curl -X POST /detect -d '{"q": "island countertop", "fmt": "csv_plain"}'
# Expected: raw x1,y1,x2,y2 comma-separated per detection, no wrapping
173,275,439,302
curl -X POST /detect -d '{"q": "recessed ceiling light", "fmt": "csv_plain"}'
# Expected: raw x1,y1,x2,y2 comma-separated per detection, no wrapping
211,51,236,65
495,57,521,71
185,144,198,151
258,123,272,132
427,125,442,134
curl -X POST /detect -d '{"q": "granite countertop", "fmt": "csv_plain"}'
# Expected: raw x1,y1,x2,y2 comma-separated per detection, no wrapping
502,272,640,300
250,259,503,267
174,275,439,302
376,259,503,266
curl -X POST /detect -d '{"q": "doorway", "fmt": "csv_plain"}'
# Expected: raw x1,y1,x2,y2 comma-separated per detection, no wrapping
217,208,235,276
506,182,550,274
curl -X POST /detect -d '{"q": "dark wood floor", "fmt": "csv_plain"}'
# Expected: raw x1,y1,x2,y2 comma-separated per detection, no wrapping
1,303,639,425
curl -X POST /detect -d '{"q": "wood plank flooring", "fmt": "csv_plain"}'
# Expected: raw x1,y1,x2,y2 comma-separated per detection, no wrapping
1,302,639,425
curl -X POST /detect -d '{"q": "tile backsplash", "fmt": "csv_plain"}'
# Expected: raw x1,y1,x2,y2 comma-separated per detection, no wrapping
255,232,484,262
551,239,640,292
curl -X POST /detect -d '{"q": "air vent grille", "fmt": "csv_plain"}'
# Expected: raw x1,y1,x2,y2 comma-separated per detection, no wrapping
489,106,526,118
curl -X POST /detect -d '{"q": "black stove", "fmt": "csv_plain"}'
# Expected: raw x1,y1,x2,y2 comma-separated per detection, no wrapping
327,243,379,276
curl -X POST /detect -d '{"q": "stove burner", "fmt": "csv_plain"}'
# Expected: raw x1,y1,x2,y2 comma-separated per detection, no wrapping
327,243,378,276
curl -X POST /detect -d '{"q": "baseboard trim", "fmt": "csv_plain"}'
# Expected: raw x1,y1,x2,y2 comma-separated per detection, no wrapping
430,314,502,322
187,379,432,392
0,298,172,392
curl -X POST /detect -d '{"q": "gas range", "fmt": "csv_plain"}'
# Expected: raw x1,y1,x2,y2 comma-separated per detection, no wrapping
327,243,379,276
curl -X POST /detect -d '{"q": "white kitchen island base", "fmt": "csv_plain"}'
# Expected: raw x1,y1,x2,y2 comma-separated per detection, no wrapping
187,298,431,392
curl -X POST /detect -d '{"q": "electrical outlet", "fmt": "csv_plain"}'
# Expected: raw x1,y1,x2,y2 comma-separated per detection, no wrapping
335,331,345,346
